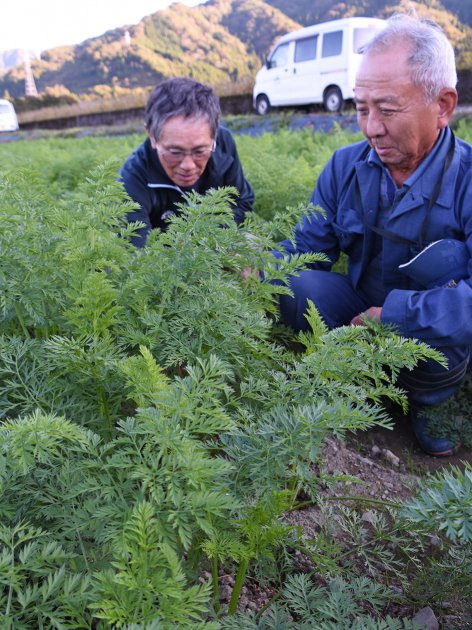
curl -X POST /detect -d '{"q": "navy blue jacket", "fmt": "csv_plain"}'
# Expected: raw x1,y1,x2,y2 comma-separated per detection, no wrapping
119,125,254,246
278,127,472,348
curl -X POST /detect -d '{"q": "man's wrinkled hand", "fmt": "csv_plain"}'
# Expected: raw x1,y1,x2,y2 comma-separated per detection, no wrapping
241,266,259,280
350,306,382,326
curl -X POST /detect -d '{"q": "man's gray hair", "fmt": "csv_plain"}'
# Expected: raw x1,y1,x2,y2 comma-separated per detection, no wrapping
145,77,221,141
362,14,457,101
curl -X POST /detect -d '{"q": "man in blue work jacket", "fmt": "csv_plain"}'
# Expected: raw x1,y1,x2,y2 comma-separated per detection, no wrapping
277,14,472,456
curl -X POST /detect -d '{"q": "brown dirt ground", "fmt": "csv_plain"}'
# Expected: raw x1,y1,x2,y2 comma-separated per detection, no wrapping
350,408,472,475
217,429,471,625
287,421,472,628
225,411,472,623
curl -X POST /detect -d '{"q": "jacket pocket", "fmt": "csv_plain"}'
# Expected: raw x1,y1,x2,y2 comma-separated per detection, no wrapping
332,207,364,258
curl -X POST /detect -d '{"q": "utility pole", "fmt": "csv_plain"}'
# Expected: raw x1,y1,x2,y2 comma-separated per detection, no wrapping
23,50,38,97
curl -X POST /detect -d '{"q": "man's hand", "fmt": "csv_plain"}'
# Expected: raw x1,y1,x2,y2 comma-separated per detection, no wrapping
350,306,382,326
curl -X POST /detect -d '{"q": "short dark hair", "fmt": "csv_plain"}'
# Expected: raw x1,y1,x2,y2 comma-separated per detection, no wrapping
145,77,221,141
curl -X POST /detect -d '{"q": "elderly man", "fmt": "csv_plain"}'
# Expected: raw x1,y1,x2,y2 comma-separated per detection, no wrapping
276,14,472,456
120,77,254,246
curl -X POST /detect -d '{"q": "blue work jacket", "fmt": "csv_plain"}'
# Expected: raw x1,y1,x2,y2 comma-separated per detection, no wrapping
279,127,472,348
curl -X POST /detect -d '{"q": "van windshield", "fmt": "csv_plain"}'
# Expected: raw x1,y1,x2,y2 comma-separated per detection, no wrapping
353,27,381,53
0,103,11,114
269,42,290,68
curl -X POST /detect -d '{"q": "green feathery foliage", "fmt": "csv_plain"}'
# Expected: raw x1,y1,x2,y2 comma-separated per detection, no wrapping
401,464,472,542
219,573,416,629
0,129,470,626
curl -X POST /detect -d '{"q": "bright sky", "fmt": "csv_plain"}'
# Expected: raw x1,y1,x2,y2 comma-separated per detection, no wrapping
0,0,205,54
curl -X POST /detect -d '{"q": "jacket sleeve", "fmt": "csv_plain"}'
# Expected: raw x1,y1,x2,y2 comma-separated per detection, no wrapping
219,130,254,224
382,156,472,347
119,153,153,248
382,275,472,347
275,153,341,267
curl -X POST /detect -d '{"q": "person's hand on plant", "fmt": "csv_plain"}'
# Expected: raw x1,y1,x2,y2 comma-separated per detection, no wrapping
350,306,382,326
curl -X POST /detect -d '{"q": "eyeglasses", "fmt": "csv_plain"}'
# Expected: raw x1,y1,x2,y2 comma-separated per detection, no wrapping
156,140,216,164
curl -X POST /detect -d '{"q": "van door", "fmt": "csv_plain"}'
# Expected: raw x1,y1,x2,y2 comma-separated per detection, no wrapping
318,29,346,105
289,34,322,105
288,29,346,108
261,41,297,106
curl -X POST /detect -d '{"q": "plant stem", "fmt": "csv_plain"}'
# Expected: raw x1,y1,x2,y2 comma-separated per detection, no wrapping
98,384,113,440
77,529,90,573
291,495,400,512
255,590,282,620
5,541,14,619
14,303,30,338
211,556,220,614
228,557,249,615
288,465,300,510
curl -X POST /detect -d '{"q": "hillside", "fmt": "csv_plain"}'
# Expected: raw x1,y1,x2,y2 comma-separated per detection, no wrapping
1,0,471,102
270,0,471,51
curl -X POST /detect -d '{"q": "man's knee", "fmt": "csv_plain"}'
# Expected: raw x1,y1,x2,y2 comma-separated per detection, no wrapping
398,347,470,406
279,270,367,331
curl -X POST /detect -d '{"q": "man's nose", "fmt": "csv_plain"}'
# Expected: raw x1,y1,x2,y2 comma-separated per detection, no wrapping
365,111,386,137
180,153,197,167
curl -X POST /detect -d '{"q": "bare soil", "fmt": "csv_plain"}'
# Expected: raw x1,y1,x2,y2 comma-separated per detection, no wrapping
223,418,472,626
290,430,471,628
350,407,472,474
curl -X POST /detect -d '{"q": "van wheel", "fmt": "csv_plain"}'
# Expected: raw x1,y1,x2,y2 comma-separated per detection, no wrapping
255,95,270,116
323,87,343,112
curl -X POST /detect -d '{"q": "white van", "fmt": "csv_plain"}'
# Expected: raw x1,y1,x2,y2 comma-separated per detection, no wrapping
0,99,19,132
253,17,386,114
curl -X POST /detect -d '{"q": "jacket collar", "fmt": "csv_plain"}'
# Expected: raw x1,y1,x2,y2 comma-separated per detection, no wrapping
355,127,457,219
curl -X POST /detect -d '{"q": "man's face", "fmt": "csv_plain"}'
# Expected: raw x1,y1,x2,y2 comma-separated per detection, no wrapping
149,115,214,188
355,46,449,184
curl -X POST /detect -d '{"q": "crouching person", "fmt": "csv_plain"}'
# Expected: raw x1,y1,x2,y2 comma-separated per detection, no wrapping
120,77,254,247
276,14,472,456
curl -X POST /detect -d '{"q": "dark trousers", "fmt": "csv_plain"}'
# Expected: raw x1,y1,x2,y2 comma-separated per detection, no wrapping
279,270,470,406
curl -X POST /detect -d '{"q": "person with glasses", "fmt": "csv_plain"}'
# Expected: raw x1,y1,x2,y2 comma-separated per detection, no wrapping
120,77,254,246
274,14,472,457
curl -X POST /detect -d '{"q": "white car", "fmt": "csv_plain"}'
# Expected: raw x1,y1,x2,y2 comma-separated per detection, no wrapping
0,99,19,132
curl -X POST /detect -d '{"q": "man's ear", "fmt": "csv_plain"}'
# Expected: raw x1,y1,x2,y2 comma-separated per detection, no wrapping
437,88,458,129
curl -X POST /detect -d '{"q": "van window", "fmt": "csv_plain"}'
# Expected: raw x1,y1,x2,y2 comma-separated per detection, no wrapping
321,30,343,58
353,27,381,53
0,103,11,114
294,35,318,63
269,42,290,68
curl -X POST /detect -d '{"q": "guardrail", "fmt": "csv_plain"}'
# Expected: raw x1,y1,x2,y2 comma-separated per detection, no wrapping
17,93,255,130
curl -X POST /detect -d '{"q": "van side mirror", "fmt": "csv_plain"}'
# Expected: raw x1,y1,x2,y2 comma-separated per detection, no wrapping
265,58,272,70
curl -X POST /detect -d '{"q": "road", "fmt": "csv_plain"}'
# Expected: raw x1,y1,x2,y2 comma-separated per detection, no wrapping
229,104,472,137
1,105,471,142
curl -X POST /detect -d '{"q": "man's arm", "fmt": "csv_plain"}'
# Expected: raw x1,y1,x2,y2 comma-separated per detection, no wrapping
119,155,153,248
380,140,472,346
218,128,254,225
275,152,344,267
231,174,254,225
